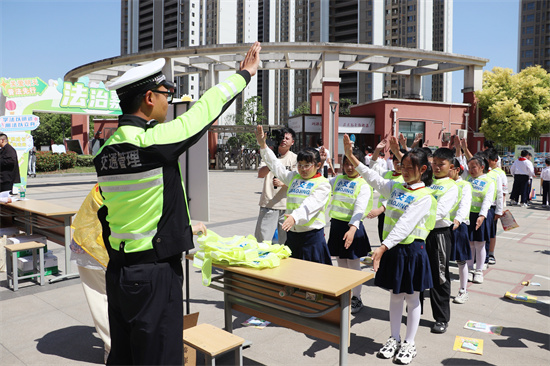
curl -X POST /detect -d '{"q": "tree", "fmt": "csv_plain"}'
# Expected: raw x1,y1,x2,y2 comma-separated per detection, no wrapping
339,98,353,115
32,112,72,147
476,66,550,148
291,101,310,116
226,96,266,149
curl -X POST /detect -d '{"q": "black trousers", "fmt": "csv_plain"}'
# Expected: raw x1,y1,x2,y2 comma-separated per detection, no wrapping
510,174,530,204
425,226,452,323
543,180,550,205
106,258,184,365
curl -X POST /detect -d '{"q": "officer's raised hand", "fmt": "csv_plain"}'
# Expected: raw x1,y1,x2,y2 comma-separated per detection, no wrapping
240,42,262,77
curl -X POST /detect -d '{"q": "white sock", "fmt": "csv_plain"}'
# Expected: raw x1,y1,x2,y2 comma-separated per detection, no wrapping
458,261,468,290
389,293,404,341
404,292,421,344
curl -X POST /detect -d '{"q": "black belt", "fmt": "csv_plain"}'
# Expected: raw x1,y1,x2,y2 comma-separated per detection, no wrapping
108,244,181,266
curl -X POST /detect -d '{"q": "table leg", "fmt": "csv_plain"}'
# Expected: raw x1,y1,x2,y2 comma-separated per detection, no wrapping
224,272,233,333
339,290,351,366
49,216,79,283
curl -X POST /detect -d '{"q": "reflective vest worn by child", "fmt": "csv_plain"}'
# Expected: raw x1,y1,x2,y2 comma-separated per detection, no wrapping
286,174,329,231
382,184,437,244
429,177,458,223
328,175,373,221
467,175,495,213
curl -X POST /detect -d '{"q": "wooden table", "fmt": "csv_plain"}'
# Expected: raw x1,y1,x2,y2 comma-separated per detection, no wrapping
199,257,373,365
0,199,78,283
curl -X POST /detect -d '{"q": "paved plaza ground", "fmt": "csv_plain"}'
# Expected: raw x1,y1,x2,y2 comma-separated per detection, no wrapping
1,171,549,365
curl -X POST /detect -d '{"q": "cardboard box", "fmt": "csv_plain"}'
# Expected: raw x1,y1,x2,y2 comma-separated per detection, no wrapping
17,251,57,272
8,235,48,257
183,312,199,366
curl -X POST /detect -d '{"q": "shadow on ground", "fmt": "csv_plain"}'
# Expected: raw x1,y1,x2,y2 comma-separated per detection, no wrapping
35,325,104,364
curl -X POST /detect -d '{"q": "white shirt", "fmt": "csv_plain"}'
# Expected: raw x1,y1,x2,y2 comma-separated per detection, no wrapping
541,166,550,181
364,153,372,166
355,163,433,250
431,177,459,228
386,158,394,172
510,158,535,178
328,175,372,229
260,147,330,232
491,170,505,215
454,178,471,225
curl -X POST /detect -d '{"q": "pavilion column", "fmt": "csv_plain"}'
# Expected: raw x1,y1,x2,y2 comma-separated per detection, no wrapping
463,65,484,152
404,75,422,100
320,53,341,170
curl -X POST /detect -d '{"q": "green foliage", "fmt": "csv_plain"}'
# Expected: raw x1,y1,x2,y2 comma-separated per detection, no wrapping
476,66,550,148
226,96,265,149
76,154,95,167
32,112,72,147
36,151,77,172
292,101,310,116
339,98,353,115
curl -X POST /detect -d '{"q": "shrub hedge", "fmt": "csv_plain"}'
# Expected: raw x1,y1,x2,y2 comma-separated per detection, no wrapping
76,154,95,167
36,151,78,172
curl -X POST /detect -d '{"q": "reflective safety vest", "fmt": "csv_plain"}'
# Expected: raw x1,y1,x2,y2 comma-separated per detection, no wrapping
286,174,329,229
95,71,249,259
382,184,437,244
467,174,494,213
428,177,457,222
487,169,499,201
329,175,373,221
449,179,466,222
378,171,404,208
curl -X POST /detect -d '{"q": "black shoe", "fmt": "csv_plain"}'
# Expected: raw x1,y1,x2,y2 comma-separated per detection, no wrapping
431,321,448,334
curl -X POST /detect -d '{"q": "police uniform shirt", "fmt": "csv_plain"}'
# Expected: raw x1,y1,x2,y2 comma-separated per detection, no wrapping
260,147,330,231
355,163,432,250
328,175,372,229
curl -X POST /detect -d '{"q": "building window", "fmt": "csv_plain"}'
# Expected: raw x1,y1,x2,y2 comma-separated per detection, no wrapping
407,15,415,22
526,38,534,45
525,14,535,22
399,121,425,146
407,36,415,43
525,50,533,58
407,26,414,33
525,2,535,10
525,26,534,34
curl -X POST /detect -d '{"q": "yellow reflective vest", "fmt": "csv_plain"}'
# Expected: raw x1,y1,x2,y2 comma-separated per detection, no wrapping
329,175,373,221
382,184,437,244
286,174,329,229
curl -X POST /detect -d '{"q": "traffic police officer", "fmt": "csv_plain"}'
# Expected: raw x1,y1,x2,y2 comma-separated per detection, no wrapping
95,42,261,365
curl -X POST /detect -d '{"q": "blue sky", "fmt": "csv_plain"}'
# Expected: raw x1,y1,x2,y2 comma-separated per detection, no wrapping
1,0,519,103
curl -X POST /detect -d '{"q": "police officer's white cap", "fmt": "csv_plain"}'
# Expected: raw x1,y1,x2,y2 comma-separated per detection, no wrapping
108,58,174,100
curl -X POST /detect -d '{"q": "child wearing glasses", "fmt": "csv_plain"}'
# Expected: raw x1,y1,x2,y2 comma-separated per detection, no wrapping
255,126,332,265
327,147,373,314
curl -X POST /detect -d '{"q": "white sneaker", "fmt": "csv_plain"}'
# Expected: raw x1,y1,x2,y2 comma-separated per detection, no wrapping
522,203,529,208
377,336,400,359
473,270,484,284
509,200,517,206
453,290,469,304
467,270,474,282
395,341,417,364
351,296,363,314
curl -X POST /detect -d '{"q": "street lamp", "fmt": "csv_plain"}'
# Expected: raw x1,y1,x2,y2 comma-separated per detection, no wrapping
329,100,338,174
392,107,398,137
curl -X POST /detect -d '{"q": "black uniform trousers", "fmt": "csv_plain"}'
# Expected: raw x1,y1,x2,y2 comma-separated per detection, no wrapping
510,174,530,204
106,255,183,365
425,226,452,323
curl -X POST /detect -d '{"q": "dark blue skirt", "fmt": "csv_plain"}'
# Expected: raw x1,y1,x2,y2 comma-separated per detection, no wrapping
286,229,332,265
328,219,372,259
374,239,433,294
487,206,497,239
468,211,491,242
450,222,471,262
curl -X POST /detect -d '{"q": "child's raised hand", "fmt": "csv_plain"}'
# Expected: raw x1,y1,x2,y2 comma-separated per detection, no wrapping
389,136,399,151
282,214,295,231
376,135,388,150
255,125,267,148
343,134,353,157
398,133,407,147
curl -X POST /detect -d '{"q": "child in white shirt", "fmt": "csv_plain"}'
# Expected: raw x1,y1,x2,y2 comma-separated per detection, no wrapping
256,126,332,265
